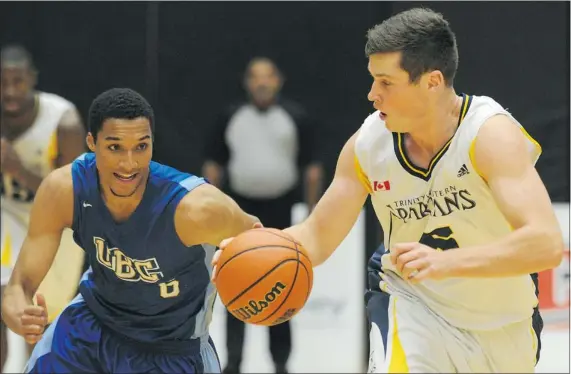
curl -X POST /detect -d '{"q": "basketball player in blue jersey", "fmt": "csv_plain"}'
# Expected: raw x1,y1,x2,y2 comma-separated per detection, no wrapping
1,88,260,373
214,8,564,373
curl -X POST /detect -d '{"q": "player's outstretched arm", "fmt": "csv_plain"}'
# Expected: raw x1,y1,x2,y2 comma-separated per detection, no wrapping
444,115,564,277
175,183,261,248
284,132,369,266
1,166,73,343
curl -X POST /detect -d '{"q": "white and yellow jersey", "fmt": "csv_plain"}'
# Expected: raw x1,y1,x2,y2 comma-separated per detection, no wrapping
1,91,74,284
355,94,542,330
1,92,74,221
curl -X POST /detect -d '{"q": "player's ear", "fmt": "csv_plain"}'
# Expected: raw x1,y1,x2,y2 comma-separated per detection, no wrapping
86,132,96,152
426,70,444,91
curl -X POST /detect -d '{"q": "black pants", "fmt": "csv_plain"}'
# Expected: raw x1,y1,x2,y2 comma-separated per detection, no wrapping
224,189,296,370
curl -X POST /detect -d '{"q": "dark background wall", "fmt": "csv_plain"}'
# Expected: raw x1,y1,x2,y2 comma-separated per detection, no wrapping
2,1,569,253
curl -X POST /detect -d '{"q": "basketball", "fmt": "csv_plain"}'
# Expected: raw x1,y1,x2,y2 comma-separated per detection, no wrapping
215,228,313,326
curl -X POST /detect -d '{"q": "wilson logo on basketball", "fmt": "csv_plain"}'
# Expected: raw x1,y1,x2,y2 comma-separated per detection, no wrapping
231,281,287,320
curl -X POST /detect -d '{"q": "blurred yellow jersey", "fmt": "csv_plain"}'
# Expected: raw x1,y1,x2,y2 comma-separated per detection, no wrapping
1,92,72,219
1,92,84,322
355,94,542,330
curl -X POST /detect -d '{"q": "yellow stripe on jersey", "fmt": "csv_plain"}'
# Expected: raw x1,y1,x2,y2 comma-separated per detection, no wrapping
396,94,472,180
46,130,59,169
469,124,542,182
1,231,12,267
354,155,373,194
388,297,409,373
468,138,483,181
459,93,471,122
519,126,542,163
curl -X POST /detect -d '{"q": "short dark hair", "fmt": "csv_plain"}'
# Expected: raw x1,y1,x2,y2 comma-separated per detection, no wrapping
365,8,458,86
88,88,154,141
1,44,37,72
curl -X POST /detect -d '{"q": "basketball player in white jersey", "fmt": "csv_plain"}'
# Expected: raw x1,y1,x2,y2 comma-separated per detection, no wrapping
1,44,86,371
213,8,565,373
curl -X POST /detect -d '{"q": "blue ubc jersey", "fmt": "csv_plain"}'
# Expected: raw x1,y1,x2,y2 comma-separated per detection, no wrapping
70,153,217,353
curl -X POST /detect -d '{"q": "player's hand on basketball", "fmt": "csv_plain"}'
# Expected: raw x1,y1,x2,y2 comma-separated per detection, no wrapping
20,293,49,344
390,242,450,283
211,222,264,283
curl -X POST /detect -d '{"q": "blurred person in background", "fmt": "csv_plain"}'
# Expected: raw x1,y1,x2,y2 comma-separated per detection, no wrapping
0,44,86,372
202,57,324,374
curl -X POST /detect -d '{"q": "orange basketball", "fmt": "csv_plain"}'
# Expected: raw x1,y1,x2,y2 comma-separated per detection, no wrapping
215,228,313,326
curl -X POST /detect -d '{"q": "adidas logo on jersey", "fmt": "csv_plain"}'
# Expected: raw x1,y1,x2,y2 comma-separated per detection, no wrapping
457,164,470,177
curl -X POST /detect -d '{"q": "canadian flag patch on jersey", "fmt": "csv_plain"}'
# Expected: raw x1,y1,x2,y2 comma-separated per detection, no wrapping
373,180,391,191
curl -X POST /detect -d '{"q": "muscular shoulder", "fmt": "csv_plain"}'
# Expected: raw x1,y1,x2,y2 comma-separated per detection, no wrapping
176,183,222,215
173,183,228,246
473,114,541,180
33,164,75,228
43,164,74,195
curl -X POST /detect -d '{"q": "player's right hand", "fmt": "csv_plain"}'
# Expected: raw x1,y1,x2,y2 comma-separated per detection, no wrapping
20,293,49,344
211,222,263,283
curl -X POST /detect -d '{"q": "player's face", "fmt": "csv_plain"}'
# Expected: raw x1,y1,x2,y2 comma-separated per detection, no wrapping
87,117,153,198
1,66,36,116
245,61,282,107
367,52,435,133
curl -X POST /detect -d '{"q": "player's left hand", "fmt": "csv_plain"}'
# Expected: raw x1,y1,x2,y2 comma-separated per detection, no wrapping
0,137,24,175
390,242,450,283
211,222,264,283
